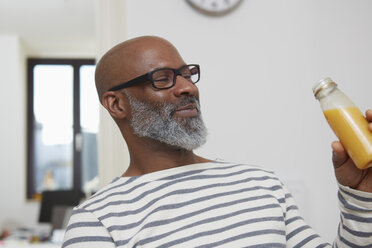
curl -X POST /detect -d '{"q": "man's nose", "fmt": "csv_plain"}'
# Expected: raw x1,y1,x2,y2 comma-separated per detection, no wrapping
173,75,198,97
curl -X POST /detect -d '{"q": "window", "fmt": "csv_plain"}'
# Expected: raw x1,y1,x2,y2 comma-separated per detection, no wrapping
27,58,98,199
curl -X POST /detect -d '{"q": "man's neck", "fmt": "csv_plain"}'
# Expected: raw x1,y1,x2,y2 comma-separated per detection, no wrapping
123,138,211,177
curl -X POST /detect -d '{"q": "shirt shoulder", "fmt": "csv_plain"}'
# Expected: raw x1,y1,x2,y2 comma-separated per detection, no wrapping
76,161,283,214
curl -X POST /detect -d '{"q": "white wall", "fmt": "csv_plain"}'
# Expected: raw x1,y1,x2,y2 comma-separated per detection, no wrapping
124,0,372,242
0,35,39,230
0,0,96,58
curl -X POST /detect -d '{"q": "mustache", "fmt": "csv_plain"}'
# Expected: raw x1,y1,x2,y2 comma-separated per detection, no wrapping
167,96,200,117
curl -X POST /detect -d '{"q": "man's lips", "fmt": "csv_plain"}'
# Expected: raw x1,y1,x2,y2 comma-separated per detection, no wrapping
174,103,198,117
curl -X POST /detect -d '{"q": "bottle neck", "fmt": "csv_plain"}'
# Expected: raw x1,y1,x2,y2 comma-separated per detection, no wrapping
314,81,337,100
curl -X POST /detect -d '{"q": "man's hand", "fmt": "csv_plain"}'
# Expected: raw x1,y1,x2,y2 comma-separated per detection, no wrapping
332,109,372,193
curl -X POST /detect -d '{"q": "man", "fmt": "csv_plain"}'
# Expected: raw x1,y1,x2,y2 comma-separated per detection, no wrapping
62,36,372,247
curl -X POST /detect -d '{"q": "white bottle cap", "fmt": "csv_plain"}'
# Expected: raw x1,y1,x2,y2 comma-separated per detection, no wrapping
312,77,336,97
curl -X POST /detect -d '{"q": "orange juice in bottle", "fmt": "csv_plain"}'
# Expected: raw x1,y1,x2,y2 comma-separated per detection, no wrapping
313,77,372,169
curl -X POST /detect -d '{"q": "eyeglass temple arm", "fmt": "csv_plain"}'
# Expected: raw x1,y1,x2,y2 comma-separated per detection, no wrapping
108,74,150,91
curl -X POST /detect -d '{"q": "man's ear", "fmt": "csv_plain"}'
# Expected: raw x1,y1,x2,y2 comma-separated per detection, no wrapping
101,91,128,119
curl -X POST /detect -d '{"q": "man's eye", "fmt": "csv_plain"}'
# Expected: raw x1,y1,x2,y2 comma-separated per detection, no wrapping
154,77,171,82
182,72,192,79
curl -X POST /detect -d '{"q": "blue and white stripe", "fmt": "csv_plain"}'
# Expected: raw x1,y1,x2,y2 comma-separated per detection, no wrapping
62,162,372,247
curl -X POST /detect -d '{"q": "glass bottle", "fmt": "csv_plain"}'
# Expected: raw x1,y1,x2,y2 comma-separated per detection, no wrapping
313,77,372,169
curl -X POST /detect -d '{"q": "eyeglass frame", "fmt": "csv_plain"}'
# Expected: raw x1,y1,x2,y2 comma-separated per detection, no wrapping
107,64,200,91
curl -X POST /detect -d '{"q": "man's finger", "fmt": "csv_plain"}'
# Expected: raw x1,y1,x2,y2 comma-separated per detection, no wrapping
366,110,372,132
366,109,372,121
331,141,348,168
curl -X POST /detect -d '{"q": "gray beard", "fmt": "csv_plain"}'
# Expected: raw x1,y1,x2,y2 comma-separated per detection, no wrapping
124,91,207,151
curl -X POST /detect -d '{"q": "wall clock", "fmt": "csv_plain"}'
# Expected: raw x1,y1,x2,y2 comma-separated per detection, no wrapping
186,0,243,16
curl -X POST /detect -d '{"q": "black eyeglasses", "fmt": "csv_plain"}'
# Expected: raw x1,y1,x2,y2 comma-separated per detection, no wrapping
108,64,200,91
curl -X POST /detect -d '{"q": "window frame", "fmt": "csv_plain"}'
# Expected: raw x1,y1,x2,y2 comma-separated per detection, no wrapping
27,58,95,200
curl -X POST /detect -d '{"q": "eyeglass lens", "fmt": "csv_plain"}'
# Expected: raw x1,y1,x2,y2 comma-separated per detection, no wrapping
152,65,199,89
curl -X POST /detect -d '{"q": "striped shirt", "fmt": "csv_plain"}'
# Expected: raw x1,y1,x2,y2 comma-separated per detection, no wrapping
62,162,372,247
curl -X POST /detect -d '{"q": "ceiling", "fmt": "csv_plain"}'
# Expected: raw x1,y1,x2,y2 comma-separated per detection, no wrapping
0,0,96,56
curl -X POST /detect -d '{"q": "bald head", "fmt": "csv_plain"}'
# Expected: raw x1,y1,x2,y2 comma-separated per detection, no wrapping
95,36,185,102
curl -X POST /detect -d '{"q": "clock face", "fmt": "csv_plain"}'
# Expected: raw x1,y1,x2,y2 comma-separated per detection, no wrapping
186,0,243,16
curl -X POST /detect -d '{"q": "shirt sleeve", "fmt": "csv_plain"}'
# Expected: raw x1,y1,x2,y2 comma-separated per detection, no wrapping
334,184,372,247
62,208,115,248
283,182,372,247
